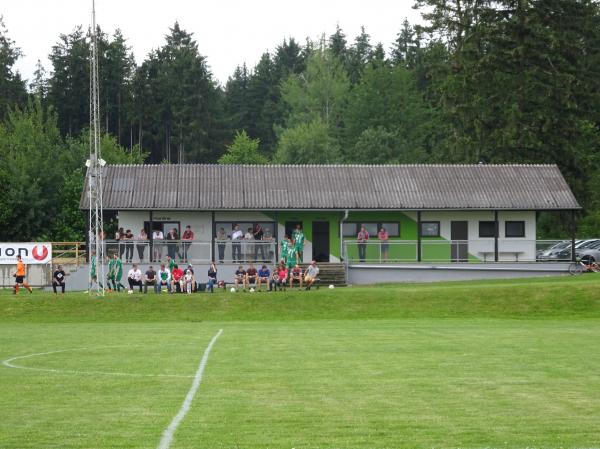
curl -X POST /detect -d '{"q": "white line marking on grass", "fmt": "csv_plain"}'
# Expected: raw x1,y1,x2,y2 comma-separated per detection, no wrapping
2,347,194,379
157,328,223,449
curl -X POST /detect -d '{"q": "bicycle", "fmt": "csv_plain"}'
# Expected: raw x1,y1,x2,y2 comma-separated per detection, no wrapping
569,257,600,275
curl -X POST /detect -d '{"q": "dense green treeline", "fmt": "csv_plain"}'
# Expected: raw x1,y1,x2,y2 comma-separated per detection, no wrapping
1,1,600,240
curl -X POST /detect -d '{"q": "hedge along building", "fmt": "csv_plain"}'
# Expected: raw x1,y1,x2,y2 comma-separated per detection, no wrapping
81,164,580,275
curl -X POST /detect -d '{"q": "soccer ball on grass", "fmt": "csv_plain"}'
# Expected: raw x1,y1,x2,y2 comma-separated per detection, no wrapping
328,284,335,289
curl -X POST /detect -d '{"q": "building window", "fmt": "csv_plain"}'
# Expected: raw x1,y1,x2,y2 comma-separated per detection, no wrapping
215,222,276,240
421,221,440,237
505,221,525,238
342,222,401,238
342,223,357,237
381,223,399,236
479,221,496,238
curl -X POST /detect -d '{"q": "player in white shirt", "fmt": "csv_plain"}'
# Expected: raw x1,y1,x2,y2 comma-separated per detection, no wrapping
127,264,143,293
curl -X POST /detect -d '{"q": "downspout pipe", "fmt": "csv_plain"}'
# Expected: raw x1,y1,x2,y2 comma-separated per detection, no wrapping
340,209,349,261
340,209,349,279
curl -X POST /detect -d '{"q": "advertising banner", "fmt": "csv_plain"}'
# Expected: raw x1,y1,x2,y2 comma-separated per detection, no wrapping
0,243,52,264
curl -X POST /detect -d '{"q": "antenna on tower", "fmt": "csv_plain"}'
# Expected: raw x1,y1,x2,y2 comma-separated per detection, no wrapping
87,0,106,296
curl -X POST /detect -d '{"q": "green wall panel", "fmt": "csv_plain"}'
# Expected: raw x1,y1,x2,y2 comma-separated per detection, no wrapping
346,211,418,240
272,211,342,259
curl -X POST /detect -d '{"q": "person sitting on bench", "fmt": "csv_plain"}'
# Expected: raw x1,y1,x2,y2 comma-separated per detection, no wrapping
304,260,320,290
183,269,195,294
269,263,288,291
290,264,303,289
157,264,171,293
127,264,143,293
52,264,66,296
246,264,258,289
257,264,270,291
234,265,246,290
171,264,184,293
144,266,157,293
207,261,218,293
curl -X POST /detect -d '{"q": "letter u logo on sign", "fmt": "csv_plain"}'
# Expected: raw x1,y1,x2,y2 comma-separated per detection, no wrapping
32,245,49,261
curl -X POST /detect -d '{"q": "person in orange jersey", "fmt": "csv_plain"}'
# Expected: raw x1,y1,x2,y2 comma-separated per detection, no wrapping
13,255,33,294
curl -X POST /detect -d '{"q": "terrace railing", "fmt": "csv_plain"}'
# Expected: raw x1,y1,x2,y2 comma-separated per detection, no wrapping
213,239,278,264
82,239,279,265
51,242,87,265
100,239,212,264
342,239,574,264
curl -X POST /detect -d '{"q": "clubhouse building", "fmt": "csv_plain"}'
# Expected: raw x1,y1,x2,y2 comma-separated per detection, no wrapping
82,164,580,282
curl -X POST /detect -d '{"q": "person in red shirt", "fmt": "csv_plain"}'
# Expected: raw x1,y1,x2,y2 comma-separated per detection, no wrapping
269,263,288,291
171,264,184,293
181,225,194,263
13,255,33,294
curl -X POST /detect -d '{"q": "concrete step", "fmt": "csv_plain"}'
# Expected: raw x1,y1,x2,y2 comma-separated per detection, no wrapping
299,263,347,286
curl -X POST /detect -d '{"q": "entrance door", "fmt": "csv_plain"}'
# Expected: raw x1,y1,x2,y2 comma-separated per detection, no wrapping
451,221,468,262
312,221,330,262
285,221,302,240
144,221,181,262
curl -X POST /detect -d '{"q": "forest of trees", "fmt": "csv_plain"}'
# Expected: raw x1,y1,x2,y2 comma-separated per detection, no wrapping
1,0,600,241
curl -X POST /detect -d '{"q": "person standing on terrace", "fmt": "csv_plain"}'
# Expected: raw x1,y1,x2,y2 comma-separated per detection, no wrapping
357,225,369,262
378,227,389,261
182,225,194,263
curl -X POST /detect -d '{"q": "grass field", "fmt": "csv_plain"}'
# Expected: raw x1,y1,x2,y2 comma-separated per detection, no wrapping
1,276,600,448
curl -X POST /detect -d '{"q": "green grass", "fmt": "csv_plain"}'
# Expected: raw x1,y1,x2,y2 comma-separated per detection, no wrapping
1,276,600,448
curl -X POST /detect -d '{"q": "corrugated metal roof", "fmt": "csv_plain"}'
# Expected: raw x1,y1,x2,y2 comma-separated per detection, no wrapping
80,164,581,211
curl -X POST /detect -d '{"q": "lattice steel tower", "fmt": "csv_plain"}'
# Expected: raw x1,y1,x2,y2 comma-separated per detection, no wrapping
87,0,106,295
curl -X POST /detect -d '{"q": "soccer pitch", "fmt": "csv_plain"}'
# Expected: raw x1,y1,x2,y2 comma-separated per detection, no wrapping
1,277,600,448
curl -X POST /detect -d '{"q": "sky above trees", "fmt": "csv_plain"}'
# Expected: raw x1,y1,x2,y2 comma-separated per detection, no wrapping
2,0,422,85
2,0,600,239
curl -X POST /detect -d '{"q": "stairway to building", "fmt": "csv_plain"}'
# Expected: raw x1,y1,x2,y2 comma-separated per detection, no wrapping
300,262,347,287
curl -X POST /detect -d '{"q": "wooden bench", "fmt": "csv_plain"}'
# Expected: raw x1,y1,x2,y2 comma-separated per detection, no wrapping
478,251,525,262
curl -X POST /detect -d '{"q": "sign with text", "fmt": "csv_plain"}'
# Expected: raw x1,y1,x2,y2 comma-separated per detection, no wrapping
0,243,52,264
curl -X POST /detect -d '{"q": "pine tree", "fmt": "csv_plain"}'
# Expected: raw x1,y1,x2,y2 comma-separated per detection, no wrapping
100,29,135,146
328,24,348,63
29,60,48,102
130,22,224,162
347,26,373,83
0,17,27,121
224,63,251,135
48,27,90,136
391,19,421,68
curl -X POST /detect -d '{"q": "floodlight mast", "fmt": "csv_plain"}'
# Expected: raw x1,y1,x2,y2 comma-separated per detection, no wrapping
88,0,105,296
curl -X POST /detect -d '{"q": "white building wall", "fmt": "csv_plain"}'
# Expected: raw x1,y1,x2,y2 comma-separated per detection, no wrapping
214,212,272,222
116,211,148,237
420,210,536,261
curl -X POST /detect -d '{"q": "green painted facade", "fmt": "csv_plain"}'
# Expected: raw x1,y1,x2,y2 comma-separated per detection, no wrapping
271,211,343,259
345,211,418,261
268,210,474,262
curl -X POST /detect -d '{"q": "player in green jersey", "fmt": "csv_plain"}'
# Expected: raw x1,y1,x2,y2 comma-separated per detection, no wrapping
286,241,298,269
293,224,305,262
166,255,176,272
108,253,125,292
279,234,289,263
87,250,105,292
